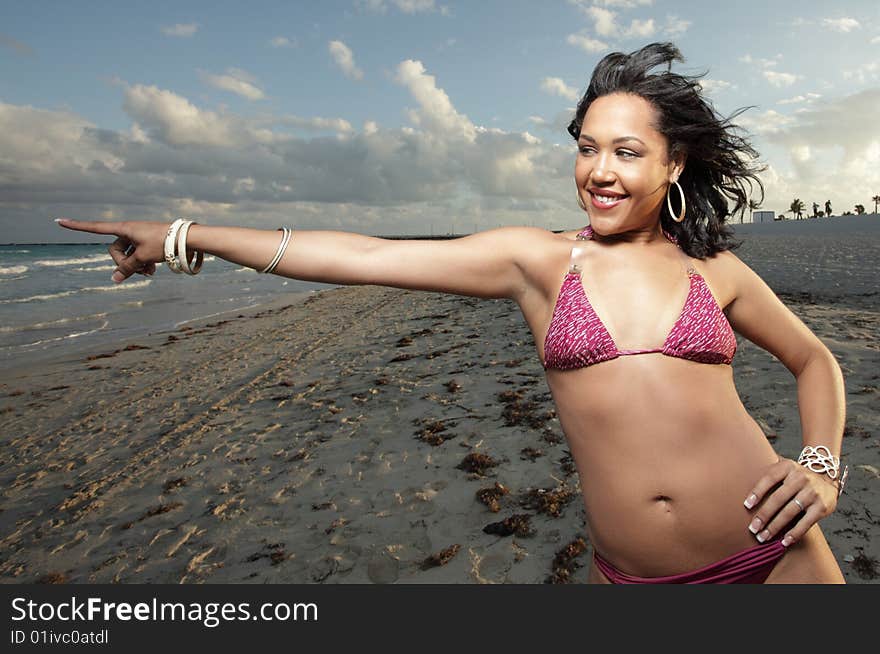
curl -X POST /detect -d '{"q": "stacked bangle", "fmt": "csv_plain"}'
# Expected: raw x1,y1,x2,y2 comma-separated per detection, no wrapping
176,220,204,274
164,218,204,275
259,227,293,274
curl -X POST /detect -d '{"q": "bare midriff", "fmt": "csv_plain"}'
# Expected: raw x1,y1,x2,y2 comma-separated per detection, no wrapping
545,352,780,578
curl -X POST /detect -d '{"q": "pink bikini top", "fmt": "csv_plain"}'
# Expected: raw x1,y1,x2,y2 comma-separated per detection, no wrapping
542,225,737,371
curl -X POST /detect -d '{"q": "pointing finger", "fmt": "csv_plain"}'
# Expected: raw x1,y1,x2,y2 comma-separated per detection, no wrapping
55,218,125,236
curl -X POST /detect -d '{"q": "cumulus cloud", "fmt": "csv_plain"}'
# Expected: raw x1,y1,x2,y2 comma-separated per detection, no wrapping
269,36,297,48
329,40,364,80
566,34,608,53
698,79,734,96
842,61,879,84
199,68,265,101
742,89,880,214
2,62,580,239
763,70,799,87
355,0,447,14
663,15,690,37
161,23,199,37
394,59,476,142
777,93,821,105
122,84,241,147
540,77,580,101
821,17,859,33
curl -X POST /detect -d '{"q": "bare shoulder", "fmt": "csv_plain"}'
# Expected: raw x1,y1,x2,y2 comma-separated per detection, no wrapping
706,248,760,299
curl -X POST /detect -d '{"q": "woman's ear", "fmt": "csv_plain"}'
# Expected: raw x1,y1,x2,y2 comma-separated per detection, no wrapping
670,146,687,183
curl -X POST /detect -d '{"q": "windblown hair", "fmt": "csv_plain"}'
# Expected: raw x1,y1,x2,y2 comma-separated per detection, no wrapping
568,42,766,258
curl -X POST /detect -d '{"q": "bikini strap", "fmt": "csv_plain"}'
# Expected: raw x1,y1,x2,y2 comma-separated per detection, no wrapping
567,225,591,274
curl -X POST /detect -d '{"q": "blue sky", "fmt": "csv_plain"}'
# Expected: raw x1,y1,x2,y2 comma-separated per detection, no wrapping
2,0,879,241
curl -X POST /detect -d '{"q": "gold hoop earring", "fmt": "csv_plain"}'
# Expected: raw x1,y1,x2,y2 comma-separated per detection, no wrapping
667,180,686,223
576,187,588,212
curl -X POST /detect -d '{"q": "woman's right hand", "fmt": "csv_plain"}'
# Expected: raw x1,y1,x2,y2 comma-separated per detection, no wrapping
55,218,170,283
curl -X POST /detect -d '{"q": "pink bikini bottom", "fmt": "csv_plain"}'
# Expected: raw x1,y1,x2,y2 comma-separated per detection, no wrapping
592,534,788,584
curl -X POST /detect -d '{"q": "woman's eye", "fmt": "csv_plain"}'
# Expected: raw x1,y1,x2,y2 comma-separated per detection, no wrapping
578,147,638,158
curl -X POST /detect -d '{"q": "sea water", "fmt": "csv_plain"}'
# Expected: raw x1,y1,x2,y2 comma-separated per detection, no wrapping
0,243,339,370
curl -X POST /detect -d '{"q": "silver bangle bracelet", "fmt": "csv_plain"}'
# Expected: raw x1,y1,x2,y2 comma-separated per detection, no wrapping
259,227,292,274
797,445,848,498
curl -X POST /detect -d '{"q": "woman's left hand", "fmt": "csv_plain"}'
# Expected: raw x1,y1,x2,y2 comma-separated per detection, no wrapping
742,456,839,548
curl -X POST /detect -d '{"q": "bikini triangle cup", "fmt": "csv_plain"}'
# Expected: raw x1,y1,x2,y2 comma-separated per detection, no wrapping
541,225,737,370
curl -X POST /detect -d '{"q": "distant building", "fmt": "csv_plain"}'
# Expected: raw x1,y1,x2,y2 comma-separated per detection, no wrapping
752,210,775,223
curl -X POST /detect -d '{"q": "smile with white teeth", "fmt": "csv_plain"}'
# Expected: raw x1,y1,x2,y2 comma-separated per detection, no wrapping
592,192,626,204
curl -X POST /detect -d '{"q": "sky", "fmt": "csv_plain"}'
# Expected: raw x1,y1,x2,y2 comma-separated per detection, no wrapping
2,0,879,242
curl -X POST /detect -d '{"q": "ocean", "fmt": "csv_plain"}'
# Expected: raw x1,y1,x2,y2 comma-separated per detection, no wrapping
0,243,339,370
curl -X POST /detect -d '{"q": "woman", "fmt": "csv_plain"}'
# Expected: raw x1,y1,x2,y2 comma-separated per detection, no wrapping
57,42,848,583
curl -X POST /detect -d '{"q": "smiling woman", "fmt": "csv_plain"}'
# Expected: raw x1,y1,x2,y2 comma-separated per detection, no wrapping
54,41,848,584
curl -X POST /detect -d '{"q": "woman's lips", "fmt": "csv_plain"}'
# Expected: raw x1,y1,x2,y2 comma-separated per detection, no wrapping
590,192,628,210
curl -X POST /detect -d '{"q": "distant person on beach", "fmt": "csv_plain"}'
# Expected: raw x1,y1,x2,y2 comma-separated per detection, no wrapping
57,42,848,584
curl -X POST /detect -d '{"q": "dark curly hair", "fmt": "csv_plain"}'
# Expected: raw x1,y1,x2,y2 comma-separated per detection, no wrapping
568,42,766,258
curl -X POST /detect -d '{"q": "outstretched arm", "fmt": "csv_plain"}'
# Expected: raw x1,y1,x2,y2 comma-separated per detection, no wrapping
55,219,548,302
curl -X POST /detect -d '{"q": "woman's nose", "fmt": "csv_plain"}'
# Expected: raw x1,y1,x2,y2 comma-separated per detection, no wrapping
591,152,616,181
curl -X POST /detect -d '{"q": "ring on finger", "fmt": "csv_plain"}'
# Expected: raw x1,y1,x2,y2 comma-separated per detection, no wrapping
792,497,805,511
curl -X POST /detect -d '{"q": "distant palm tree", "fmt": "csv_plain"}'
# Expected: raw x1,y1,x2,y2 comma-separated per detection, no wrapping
854,204,866,215
748,199,761,223
811,201,819,218
789,198,805,220
824,199,832,217
872,194,880,214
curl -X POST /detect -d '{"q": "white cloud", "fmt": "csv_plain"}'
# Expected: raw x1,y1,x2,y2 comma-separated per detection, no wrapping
587,6,618,37
355,0,445,14
122,84,240,147
568,0,653,10
842,61,879,84
698,79,734,96
160,23,199,37
269,36,297,48
625,18,655,38
200,68,265,101
270,115,354,133
540,77,579,101
566,33,608,53
329,40,364,80
663,15,691,37
871,35,880,44
751,89,880,214
394,59,476,142
763,70,799,87
777,93,821,105
395,0,436,12
739,53,782,69
735,109,796,136
821,17,860,33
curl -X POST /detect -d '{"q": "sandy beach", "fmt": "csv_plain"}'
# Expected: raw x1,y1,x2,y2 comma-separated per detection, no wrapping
1,216,878,584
